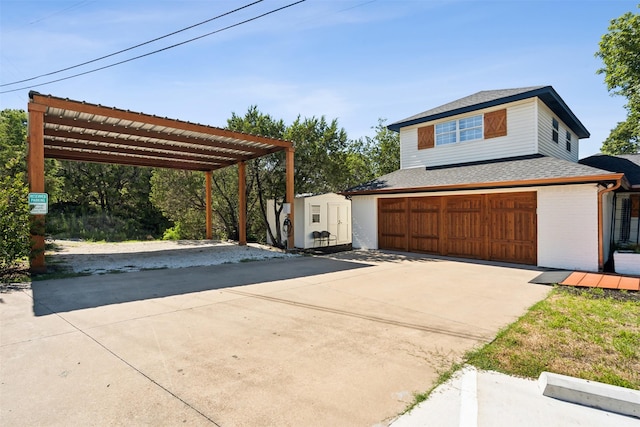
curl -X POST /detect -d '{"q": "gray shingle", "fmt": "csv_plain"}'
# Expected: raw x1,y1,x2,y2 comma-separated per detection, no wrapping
387,86,589,138
343,154,618,194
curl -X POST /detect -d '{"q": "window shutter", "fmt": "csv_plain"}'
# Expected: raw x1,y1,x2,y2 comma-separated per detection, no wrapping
631,195,640,218
418,125,434,150
484,109,507,139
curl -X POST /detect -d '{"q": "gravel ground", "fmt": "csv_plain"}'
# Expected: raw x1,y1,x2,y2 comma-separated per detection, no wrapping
47,239,296,275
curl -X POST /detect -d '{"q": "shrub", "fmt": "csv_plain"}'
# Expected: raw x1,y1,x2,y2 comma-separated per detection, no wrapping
0,167,30,269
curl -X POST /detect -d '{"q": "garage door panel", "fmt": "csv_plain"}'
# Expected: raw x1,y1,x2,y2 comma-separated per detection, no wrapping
409,197,440,253
489,192,537,264
445,196,484,258
379,198,408,251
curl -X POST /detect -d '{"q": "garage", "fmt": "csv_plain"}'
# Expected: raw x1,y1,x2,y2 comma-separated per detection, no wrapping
378,192,537,264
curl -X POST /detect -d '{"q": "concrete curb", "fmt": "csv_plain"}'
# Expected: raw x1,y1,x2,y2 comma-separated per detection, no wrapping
538,372,640,419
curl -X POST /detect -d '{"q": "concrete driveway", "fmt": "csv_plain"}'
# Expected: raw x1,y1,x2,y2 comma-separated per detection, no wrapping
1,251,550,426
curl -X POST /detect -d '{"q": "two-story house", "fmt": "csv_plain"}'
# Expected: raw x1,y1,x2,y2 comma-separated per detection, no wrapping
342,86,630,272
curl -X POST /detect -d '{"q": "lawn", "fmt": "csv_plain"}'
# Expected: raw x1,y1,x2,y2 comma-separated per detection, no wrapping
409,286,639,412
466,286,640,389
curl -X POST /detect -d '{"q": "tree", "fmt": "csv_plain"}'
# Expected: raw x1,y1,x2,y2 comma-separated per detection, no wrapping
0,110,30,270
596,7,640,154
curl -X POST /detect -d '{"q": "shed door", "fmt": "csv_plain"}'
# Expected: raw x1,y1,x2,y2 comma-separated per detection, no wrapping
328,203,350,244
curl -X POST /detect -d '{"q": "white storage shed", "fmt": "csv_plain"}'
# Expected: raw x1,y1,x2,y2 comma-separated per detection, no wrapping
267,193,351,249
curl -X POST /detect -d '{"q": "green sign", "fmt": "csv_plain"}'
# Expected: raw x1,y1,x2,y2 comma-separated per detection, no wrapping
28,192,48,215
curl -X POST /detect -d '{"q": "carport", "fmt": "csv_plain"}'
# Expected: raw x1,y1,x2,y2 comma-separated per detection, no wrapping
27,91,295,272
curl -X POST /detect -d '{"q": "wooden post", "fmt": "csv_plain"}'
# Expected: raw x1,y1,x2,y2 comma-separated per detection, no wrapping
238,161,246,246
28,102,47,273
286,147,295,250
205,171,213,240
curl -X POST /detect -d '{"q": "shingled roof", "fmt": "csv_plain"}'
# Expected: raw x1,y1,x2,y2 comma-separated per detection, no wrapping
342,154,621,195
580,154,640,188
388,86,590,138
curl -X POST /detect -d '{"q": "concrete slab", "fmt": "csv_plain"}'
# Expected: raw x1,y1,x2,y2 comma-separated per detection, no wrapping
392,367,639,427
1,252,551,426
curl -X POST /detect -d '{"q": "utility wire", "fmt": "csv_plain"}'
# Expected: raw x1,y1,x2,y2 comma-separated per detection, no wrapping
0,0,306,95
1,0,263,87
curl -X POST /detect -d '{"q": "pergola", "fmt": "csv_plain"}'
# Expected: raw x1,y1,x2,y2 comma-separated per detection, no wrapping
27,91,295,273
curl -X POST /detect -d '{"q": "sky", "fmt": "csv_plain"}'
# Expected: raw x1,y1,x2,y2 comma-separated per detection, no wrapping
0,0,638,159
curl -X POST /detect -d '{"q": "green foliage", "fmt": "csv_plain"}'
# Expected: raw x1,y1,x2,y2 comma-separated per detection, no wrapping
150,169,207,240
0,164,30,268
50,162,170,240
596,6,640,154
0,110,31,270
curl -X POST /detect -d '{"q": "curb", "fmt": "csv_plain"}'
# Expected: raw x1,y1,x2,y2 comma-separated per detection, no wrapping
538,372,640,419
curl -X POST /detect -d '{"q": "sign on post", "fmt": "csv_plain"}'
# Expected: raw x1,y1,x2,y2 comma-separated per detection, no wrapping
28,193,48,215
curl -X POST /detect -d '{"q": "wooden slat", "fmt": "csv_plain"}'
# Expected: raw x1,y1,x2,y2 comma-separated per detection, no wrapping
484,109,507,139
417,125,434,150
45,116,268,157
618,277,640,291
44,147,219,171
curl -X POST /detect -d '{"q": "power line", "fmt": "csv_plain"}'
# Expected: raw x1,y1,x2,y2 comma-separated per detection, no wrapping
1,0,263,87
1,0,306,95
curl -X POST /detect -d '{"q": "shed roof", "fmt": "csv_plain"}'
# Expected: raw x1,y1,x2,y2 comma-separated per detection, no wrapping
29,91,293,171
342,154,622,195
387,86,590,138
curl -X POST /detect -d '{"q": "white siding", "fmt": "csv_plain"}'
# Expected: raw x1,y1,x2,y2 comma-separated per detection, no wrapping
351,195,378,249
537,184,599,271
399,99,537,169
352,185,601,271
537,100,579,162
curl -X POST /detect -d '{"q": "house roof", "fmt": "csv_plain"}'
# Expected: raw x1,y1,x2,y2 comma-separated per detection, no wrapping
579,154,640,188
387,86,590,139
342,154,622,195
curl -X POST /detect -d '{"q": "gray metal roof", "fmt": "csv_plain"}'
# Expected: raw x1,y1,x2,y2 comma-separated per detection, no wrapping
579,154,640,188
343,154,620,195
388,86,590,139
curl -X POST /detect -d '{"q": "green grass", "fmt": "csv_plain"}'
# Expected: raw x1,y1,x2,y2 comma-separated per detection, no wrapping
466,286,640,389
406,286,640,413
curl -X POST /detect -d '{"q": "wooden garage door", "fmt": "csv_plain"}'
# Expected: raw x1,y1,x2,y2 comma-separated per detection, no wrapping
488,193,537,264
378,192,537,265
378,198,408,251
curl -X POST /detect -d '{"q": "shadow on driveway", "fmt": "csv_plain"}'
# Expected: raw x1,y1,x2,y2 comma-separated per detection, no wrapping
31,256,371,316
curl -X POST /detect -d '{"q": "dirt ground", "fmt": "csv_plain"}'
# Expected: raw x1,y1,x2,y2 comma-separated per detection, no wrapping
46,239,295,274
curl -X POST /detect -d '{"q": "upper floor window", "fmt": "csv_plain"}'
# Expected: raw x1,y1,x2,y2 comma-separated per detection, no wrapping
566,131,572,152
435,115,483,146
552,118,559,143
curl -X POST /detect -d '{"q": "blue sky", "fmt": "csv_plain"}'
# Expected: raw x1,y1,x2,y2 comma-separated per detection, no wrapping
1,0,638,158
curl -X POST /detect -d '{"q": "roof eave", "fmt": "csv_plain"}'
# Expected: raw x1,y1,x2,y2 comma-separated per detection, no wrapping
387,86,590,138
341,173,624,196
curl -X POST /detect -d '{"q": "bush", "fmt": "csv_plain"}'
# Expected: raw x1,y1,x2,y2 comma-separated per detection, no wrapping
0,168,30,269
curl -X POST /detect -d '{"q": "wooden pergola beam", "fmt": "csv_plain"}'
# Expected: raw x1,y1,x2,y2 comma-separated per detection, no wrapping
238,161,247,245
28,103,47,273
44,148,221,171
286,147,295,250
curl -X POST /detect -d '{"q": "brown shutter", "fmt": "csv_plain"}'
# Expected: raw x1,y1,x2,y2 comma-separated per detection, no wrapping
418,125,434,150
631,195,640,218
484,109,507,139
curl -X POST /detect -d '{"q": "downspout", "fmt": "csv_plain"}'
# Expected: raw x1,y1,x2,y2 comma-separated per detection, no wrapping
598,178,622,271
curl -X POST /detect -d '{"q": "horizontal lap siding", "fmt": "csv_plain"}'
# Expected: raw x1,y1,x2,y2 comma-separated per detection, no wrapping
537,100,578,162
400,100,537,169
